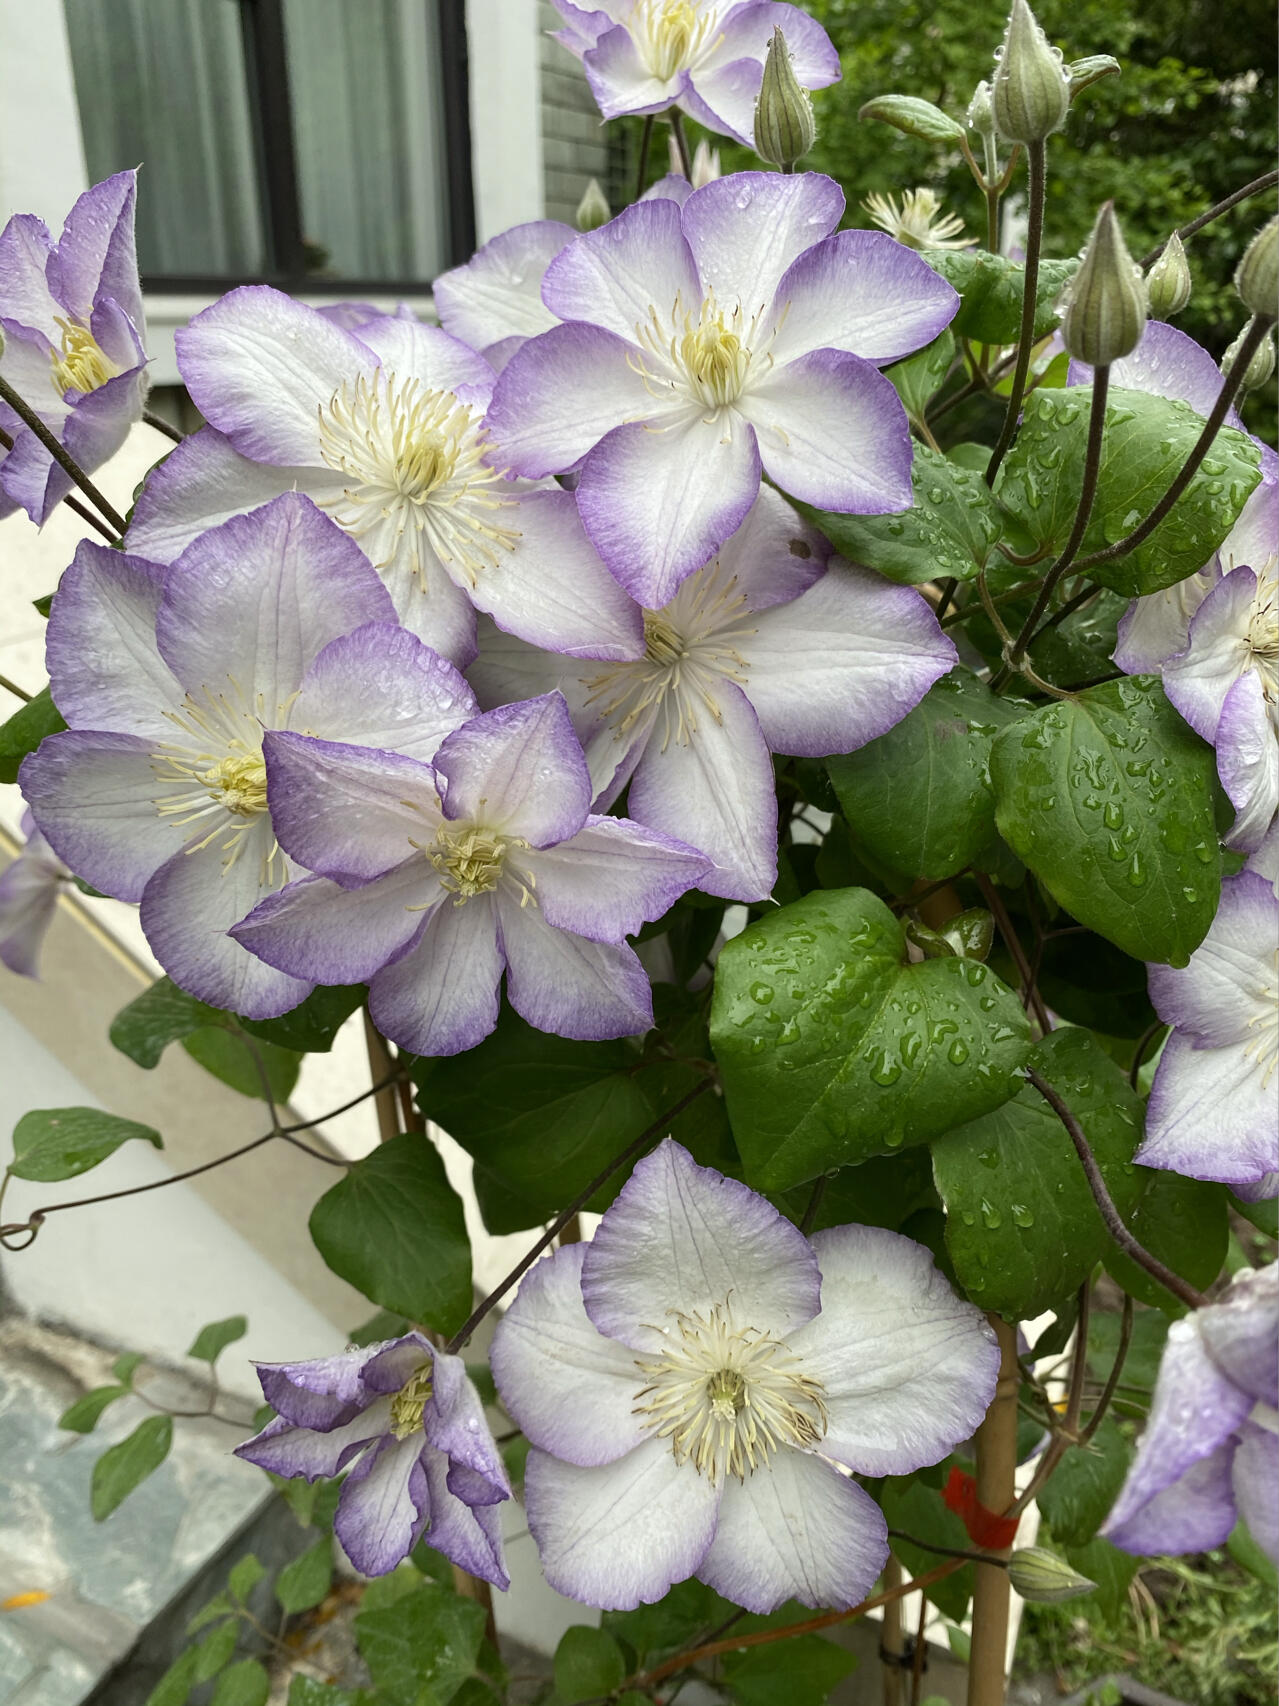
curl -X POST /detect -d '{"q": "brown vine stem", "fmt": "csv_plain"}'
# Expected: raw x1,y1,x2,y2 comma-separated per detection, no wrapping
627,1559,962,1692
1137,170,1279,268
143,408,184,444
1026,1066,1209,1310
967,1316,1020,1706
0,372,128,536
0,421,120,544
975,874,1052,1037
985,139,1047,490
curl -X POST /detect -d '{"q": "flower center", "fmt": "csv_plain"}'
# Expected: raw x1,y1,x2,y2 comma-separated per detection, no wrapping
1244,951,1278,1089
631,0,719,81
643,610,686,668
1245,556,1278,703
316,368,519,589
50,316,119,397
418,823,533,906
633,1301,827,1483
197,750,269,818
389,1364,434,1440
631,288,763,415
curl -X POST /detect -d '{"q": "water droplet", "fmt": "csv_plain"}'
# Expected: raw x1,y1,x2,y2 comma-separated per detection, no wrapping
948,1039,970,1065
980,1198,1002,1229
749,981,774,1005
1011,1203,1034,1228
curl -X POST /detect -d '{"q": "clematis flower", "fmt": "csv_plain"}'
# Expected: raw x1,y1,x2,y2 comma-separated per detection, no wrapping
548,1,839,144
236,1334,511,1582
469,488,956,899
490,1138,999,1611
863,189,972,252
1103,1262,1278,1564
231,693,709,1054
0,810,69,978
126,287,638,668
21,493,476,1018
0,172,147,524
433,222,576,372
1140,872,1278,1190
487,172,958,608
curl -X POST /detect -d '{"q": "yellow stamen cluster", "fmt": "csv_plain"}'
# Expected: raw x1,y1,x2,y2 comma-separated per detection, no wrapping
862,190,970,252
418,823,534,907
390,1364,435,1440
1246,558,1278,704
633,0,719,81
50,316,120,396
197,750,269,818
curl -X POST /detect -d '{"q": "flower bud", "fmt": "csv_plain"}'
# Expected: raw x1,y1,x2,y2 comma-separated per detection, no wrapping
1060,201,1148,367
1146,232,1192,320
1222,325,1277,393
1008,1546,1097,1604
754,26,816,171
967,79,997,142
671,136,722,187
992,0,1070,144
1235,216,1278,320
575,178,611,233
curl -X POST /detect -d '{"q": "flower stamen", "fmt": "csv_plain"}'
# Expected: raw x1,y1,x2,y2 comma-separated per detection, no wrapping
50,316,120,397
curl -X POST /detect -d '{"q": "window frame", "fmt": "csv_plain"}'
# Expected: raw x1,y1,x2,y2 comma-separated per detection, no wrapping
136,0,476,295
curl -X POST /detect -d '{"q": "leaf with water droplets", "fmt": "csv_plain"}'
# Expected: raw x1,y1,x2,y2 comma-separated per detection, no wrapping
932,1030,1145,1316
1037,1417,1132,1548
990,676,1220,965
923,252,1078,344
858,94,965,143
995,386,1261,596
710,889,1031,1190
798,446,1005,586
885,330,956,425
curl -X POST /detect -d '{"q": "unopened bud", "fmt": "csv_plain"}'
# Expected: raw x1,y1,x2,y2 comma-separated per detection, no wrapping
1235,216,1278,320
967,79,997,142
1008,1547,1097,1604
992,0,1070,144
575,178,610,233
1060,201,1147,367
1222,325,1276,394
1146,232,1192,319
754,27,816,171
672,136,722,187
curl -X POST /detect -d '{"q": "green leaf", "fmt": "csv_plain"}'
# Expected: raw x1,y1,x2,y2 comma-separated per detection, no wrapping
1087,1309,1168,1402
288,1681,371,1706
721,1633,857,1706
9,1106,161,1181
881,1477,973,1621
309,1132,472,1334
800,447,1003,585
886,330,956,423
1232,1191,1279,1239
59,1385,131,1433
91,1414,172,1519
775,1148,938,1236
858,93,964,142
710,888,1031,1190
275,1537,334,1614
187,1315,248,1364
554,1626,627,1703
603,1580,724,1663
0,686,66,784
923,252,1078,344
1037,929,1156,1039
1061,1535,1138,1624
1067,54,1121,92
110,977,222,1068
239,985,365,1053
932,1030,1145,1316
1229,1519,1279,1589
193,1617,241,1683
1037,1419,1132,1548
1106,1172,1229,1311
347,1309,412,1348
186,1592,235,1635
355,1582,487,1706
995,387,1261,596
228,1554,266,1602
181,1027,301,1101
210,1659,270,1706
418,1008,653,1229
112,1350,145,1384
990,676,1221,965
144,1646,200,1706
828,669,1027,880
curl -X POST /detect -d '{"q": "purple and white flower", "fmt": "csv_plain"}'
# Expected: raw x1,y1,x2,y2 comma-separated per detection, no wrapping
486,173,958,608
490,1138,999,1611
548,2,839,146
126,287,638,668
0,172,147,523
21,493,476,1018
433,221,576,372
470,488,956,898
1103,1262,1278,1565
236,1333,511,1582
232,693,709,1054
1140,872,1278,1191
0,810,69,978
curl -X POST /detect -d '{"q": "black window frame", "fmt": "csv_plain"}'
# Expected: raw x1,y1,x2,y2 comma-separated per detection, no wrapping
139,0,475,295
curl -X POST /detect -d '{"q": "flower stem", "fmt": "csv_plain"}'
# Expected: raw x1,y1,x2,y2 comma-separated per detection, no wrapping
967,1316,1020,1706
635,114,654,200
1082,1291,1133,1443
143,408,184,444
975,874,1051,1036
669,109,694,180
985,139,1047,490
0,421,121,543
798,1173,827,1235
443,1078,714,1353
364,1011,402,1143
1071,313,1276,575
1026,1066,1210,1310
0,671,33,704
0,372,128,536
1137,169,1279,268
992,366,1110,690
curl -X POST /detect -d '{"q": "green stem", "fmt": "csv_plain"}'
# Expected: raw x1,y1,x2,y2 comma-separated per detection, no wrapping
143,408,184,444
635,114,654,200
0,420,120,543
669,109,694,179
0,372,127,536
985,139,1047,489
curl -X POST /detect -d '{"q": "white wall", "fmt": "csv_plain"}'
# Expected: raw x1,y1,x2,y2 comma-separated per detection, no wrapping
465,0,546,241
0,0,88,226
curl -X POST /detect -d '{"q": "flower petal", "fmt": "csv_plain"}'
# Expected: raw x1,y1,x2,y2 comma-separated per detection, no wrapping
580,1138,821,1351
496,896,654,1039
1163,566,1258,740
1140,1030,1279,1186
232,866,431,985
434,693,592,844
53,170,144,333
292,624,476,764
1069,320,1246,429
1217,672,1278,854
741,347,913,513
768,229,959,366
1102,1441,1238,1557
418,1449,510,1588
710,484,829,613
1198,1265,1278,1408
352,315,495,403
368,895,503,1056
524,1437,720,1608
790,1225,1000,1475
45,541,179,739
0,848,61,978
1147,871,1277,1046
581,24,685,120
491,1244,649,1466
698,1449,888,1612
262,731,436,885
578,412,761,608
1234,1422,1279,1565
542,199,700,345
519,814,707,941
680,173,844,325
234,1405,388,1480
433,220,575,354
741,561,956,756
253,1344,385,1427
1113,564,1218,675
335,1434,430,1576
425,1351,512,1504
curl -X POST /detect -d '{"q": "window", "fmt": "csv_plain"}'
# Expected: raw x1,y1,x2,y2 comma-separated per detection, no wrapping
62,0,475,291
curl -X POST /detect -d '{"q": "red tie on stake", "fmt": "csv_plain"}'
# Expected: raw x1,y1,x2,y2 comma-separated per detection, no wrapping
942,1465,1020,1550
